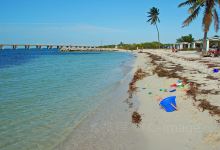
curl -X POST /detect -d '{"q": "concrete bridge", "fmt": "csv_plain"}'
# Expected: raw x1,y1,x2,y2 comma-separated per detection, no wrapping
0,44,97,50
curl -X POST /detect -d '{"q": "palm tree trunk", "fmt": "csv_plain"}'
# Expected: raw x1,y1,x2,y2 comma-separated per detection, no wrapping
156,23,160,49
203,31,208,52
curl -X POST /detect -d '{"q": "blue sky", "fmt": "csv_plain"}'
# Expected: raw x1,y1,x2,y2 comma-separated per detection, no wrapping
0,0,219,45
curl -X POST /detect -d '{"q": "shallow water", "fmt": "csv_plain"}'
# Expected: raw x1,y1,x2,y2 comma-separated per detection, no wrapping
0,49,134,150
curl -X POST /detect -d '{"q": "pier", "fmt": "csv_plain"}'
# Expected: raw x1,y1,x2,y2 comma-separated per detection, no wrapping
0,44,98,50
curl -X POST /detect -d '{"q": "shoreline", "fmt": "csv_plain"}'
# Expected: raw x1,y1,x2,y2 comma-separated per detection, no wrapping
54,52,148,150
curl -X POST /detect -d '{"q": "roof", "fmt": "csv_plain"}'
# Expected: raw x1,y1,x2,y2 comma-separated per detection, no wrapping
194,40,202,43
176,42,190,44
208,35,220,41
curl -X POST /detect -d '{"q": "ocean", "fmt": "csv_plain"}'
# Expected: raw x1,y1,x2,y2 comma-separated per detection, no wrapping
0,49,135,150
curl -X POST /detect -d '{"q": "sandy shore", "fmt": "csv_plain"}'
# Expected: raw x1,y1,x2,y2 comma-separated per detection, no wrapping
55,49,220,150
131,49,220,150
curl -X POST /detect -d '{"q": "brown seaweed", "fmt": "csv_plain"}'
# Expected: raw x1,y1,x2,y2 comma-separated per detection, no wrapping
132,111,142,127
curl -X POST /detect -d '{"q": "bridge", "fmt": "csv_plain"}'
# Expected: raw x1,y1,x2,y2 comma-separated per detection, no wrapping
0,44,98,50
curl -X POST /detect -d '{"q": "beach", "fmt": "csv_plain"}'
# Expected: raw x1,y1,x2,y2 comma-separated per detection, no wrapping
1,0,220,149
130,49,220,150
1,49,220,150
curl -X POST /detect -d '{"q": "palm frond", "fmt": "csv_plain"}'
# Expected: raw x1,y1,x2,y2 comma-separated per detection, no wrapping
183,6,201,27
188,2,202,13
178,0,196,7
158,18,160,23
213,8,219,32
147,18,152,22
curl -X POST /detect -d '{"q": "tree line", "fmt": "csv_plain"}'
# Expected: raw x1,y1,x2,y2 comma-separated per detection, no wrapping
98,42,171,50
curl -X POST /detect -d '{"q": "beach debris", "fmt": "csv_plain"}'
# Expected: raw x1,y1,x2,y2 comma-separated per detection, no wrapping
178,85,185,88
171,80,191,91
206,75,218,80
159,96,177,112
170,83,177,88
177,80,182,83
169,89,176,92
213,68,219,73
186,82,199,101
124,98,133,109
132,111,142,127
128,68,147,99
160,88,167,92
198,100,220,116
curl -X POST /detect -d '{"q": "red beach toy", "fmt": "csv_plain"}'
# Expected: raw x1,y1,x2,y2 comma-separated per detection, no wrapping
170,83,177,88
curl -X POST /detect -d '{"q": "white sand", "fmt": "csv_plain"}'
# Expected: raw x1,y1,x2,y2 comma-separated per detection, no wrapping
132,50,220,150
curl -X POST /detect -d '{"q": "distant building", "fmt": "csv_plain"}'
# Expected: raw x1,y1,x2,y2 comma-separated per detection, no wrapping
174,35,220,51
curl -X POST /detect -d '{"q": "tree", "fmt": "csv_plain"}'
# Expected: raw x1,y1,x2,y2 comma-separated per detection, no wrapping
178,0,220,51
176,34,195,43
147,7,161,49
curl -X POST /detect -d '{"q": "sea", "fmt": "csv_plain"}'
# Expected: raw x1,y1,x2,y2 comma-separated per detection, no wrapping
0,49,136,150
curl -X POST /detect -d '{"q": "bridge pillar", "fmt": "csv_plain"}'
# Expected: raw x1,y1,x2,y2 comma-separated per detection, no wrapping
12,45,17,49
36,45,42,49
25,45,30,49
47,45,53,49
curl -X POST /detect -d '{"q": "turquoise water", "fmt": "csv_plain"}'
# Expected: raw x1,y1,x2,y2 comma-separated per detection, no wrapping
0,49,134,150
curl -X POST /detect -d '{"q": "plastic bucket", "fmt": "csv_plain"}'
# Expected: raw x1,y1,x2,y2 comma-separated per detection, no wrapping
160,96,177,112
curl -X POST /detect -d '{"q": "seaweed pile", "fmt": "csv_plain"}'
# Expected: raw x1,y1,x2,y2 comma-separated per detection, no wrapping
198,100,220,116
128,68,147,99
132,111,142,127
147,52,220,118
186,82,220,117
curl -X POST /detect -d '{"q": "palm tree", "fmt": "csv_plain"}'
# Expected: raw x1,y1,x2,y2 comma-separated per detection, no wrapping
178,0,220,51
147,7,160,49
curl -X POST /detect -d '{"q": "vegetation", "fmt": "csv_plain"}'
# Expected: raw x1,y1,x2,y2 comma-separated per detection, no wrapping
178,0,220,51
98,45,116,48
147,7,161,49
176,34,195,43
98,41,164,50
